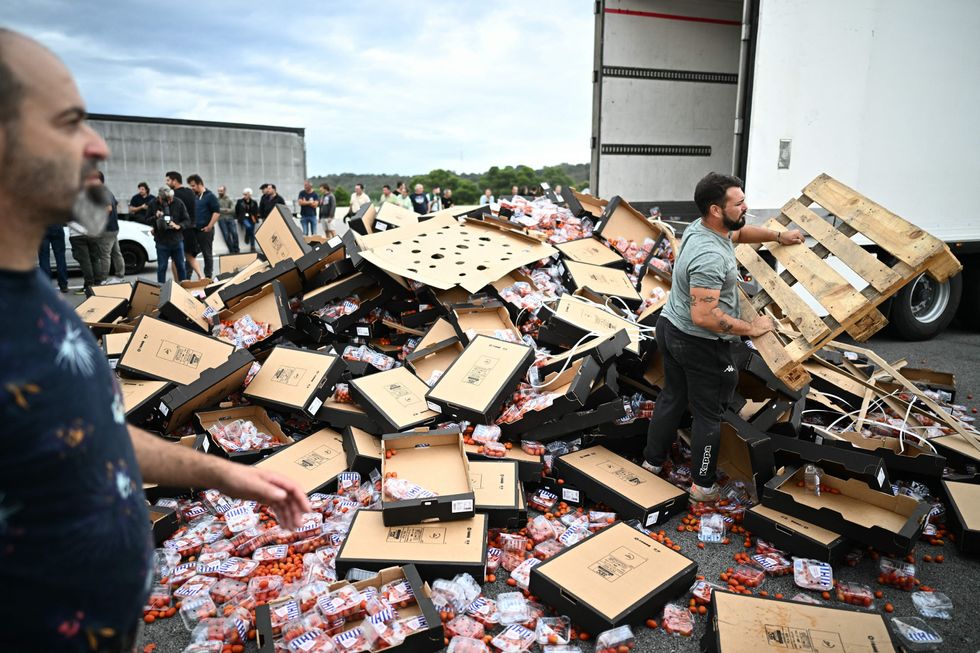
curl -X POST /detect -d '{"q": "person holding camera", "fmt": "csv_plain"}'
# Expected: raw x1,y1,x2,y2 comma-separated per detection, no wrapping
149,186,191,283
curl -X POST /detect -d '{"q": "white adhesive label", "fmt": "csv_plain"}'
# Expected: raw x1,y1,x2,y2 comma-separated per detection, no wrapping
426,401,442,413
876,468,886,488
645,511,660,526
308,396,323,414
327,236,343,248
158,401,170,416
324,323,335,333
375,222,389,231
356,326,370,337
202,437,210,452
562,488,580,503
452,499,474,513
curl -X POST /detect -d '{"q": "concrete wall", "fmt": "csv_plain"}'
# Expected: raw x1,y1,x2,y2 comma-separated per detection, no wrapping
90,118,307,214
594,0,743,203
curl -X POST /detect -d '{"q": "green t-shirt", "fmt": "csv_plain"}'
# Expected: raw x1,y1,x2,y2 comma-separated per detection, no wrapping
661,218,741,341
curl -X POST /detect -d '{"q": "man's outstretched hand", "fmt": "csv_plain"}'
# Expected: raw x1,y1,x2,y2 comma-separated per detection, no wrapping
216,465,311,530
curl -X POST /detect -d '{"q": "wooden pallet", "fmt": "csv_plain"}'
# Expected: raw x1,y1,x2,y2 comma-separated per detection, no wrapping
737,173,962,391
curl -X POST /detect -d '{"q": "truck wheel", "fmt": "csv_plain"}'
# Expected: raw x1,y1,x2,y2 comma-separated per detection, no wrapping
120,241,147,275
890,271,962,340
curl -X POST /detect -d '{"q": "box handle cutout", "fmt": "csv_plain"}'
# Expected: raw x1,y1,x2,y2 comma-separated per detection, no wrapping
559,588,579,605
774,524,793,536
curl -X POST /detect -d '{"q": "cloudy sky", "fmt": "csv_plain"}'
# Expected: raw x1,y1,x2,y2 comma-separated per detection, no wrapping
8,1,594,175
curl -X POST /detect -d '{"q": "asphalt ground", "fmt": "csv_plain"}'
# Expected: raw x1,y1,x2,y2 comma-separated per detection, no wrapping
57,274,980,653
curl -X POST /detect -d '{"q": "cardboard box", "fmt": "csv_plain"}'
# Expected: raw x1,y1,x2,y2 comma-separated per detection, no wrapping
253,428,346,494
464,442,543,483
255,203,311,265
416,317,458,351
930,432,980,472
243,345,343,417
255,565,443,653
742,504,847,563
537,330,630,376
117,377,172,423
762,465,930,555
564,189,607,219
317,396,382,434
405,337,464,386
90,281,133,301
128,279,162,318
295,234,347,282
559,260,642,308
555,237,627,268
117,316,235,385
702,591,897,653
214,280,295,353
335,510,488,581
499,356,600,438
102,331,132,368
555,446,686,528
219,259,303,307
218,252,259,275
75,295,129,334
349,367,438,432
342,426,383,477
593,195,663,249
469,460,523,528
941,480,980,554
196,405,294,463
531,399,628,443
636,268,671,325
300,271,391,332
537,294,643,357
157,349,256,433
715,418,776,499
446,301,523,346
374,202,420,232
149,506,179,544
816,429,946,481
425,335,534,423
529,522,697,633
157,279,210,333
346,202,377,236
770,433,890,492
381,430,475,526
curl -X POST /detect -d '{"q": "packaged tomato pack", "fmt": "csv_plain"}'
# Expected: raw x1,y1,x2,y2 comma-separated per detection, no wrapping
662,604,694,637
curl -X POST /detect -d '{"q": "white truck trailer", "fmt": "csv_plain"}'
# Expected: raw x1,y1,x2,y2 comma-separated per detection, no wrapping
589,0,980,339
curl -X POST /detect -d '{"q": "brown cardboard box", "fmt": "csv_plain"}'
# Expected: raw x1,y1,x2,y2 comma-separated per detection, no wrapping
374,202,420,231
469,460,522,528
342,426,383,477
405,337,464,386
539,294,643,356
381,430,475,526
255,203,311,265
425,335,534,423
703,591,897,653
253,428,347,494
416,317,458,351
117,316,235,385
941,480,980,554
335,510,488,581
317,396,382,434
243,346,343,417
446,301,523,346
214,280,294,352
762,465,930,555
149,506,179,544
196,405,294,463
349,367,438,432
564,189,607,219
555,446,686,528
555,237,626,268
464,442,543,483
295,234,346,282
157,279,210,333
117,377,172,423
157,349,256,433
75,295,129,332
219,259,303,307
636,268,671,324
529,522,697,633
90,281,133,301
205,259,269,314
560,260,642,307
499,356,600,438
218,252,259,275
742,504,847,563
128,279,162,318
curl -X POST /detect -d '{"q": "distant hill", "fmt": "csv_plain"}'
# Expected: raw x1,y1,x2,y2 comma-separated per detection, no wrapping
310,162,590,206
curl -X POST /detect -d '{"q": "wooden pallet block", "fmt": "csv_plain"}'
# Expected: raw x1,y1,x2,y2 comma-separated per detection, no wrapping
738,173,962,389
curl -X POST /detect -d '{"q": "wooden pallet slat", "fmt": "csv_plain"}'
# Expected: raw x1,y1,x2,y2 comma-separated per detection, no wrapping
735,245,831,345
802,174,943,269
737,288,811,391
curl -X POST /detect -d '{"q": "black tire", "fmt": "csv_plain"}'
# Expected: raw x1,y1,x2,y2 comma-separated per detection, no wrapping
119,241,147,275
890,271,962,340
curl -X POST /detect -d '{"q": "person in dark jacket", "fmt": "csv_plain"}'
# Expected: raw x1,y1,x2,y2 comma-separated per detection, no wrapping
166,170,204,280
235,188,261,252
259,183,286,219
148,186,190,282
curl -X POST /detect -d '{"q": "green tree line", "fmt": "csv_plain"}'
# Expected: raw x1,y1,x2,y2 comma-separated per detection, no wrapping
311,162,589,207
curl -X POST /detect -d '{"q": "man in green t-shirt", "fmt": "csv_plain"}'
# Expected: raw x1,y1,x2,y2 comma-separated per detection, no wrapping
642,172,804,502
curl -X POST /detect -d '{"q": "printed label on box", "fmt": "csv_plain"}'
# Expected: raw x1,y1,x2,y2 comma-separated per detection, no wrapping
296,445,340,470
645,511,660,526
452,499,474,513
385,526,446,544
308,397,323,414
157,341,202,368
426,401,442,412
763,625,845,651
470,473,484,490
562,488,581,503
463,355,499,386
356,326,370,337
327,236,343,248
588,545,647,582
595,460,645,486
271,366,307,386
158,401,170,416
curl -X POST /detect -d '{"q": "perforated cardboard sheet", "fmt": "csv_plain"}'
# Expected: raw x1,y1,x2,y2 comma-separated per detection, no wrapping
349,366,438,432
158,279,209,332
255,203,311,265
243,346,342,417
254,428,346,494
335,510,488,582
358,213,557,292
704,591,897,653
117,316,234,385
529,522,696,632
425,335,534,422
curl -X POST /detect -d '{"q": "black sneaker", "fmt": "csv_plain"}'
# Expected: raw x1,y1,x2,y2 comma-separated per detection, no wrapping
59,285,69,293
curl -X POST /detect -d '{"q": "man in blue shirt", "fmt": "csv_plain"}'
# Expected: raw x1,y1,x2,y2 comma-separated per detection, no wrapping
297,179,320,236
187,173,220,279
0,29,310,652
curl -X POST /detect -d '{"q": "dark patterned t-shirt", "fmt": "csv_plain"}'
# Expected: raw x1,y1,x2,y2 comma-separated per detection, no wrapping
0,268,152,652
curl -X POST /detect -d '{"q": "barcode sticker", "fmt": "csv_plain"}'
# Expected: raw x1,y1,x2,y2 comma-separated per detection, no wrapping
158,402,170,416
356,326,370,337
452,499,473,513
645,511,660,526
376,222,389,231
308,397,323,414
562,488,580,503
328,236,342,248
426,401,442,413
